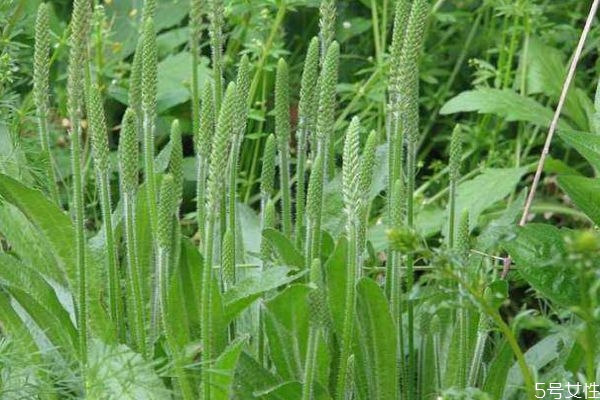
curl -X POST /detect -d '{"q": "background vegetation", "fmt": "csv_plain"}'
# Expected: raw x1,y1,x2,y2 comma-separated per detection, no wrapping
1,0,600,399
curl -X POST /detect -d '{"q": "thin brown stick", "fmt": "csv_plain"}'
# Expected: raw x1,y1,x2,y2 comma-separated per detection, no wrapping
519,0,599,227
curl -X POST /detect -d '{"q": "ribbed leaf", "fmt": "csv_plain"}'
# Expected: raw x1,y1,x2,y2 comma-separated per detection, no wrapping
262,228,305,269
264,284,311,381
0,174,76,287
559,129,600,171
232,352,282,399
87,339,169,399
441,88,573,131
223,266,299,322
558,175,600,226
503,224,578,308
0,254,77,356
211,337,247,400
325,236,348,336
354,278,398,400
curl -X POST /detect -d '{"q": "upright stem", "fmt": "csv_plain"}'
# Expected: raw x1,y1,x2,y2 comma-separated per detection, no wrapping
124,194,147,356
295,123,308,247
143,114,158,233
38,115,60,204
406,138,416,395
301,326,320,400
197,156,208,243
98,174,124,340
201,212,216,400
152,246,169,344
336,224,358,400
71,116,87,365
279,148,293,238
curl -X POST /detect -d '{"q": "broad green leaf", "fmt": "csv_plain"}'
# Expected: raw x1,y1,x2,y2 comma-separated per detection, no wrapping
262,228,305,269
0,174,76,287
477,190,526,251
440,388,493,399
502,224,578,308
0,124,33,183
504,333,571,399
557,175,600,226
239,202,262,256
524,37,591,130
559,129,600,171
87,340,169,399
157,27,190,57
0,255,77,356
223,266,300,322
0,291,36,353
212,337,247,400
167,239,202,348
264,284,311,381
543,156,582,177
453,167,527,232
232,352,282,400
103,0,189,60
419,333,438,399
482,339,513,399
258,381,330,400
0,203,63,285
484,280,509,310
157,52,210,112
354,278,398,400
337,17,371,43
440,88,572,130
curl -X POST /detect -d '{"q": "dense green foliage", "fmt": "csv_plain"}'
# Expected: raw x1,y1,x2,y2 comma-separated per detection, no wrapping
1,0,600,399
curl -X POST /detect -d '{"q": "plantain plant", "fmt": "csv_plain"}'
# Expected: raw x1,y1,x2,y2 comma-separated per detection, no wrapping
4,1,600,400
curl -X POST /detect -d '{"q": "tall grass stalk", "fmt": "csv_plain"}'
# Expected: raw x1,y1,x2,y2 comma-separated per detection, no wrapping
302,259,326,400
307,41,339,261
87,84,123,340
190,0,203,143
67,0,91,366
196,83,215,245
318,0,336,64
275,58,293,238
447,124,462,248
387,0,409,189
357,130,377,245
142,18,158,235
209,0,224,113
295,37,320,247
226,55,250,291
398,0,429,393
336,117,361,400
305,154,324,263
34,3,60,204
258,134,277,364
318,0,337,178
119,108,147,356
168,120,184,268
154,174,176,344
201,82,236,400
